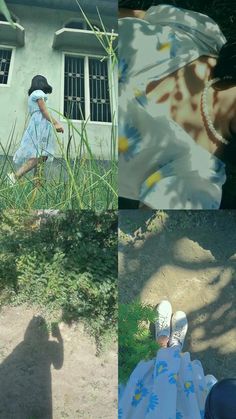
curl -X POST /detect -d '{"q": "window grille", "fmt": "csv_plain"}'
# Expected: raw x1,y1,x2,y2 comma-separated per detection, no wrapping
64,55,111,123
0,48,12,85
89,58,111,122
64,55,85,120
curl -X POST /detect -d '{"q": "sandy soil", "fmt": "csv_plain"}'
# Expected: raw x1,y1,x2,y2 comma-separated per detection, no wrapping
119,210,236,380
0,306,117,419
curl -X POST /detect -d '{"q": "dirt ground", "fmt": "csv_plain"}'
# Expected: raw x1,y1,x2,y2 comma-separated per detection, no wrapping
0,306,117,419
119,210,236,380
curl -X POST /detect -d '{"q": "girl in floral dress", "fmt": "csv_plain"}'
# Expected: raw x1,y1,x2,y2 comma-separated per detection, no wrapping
119,300,218,419
8,75,64,183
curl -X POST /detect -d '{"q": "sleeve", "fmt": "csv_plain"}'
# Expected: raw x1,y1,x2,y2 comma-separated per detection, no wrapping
31,89,46,102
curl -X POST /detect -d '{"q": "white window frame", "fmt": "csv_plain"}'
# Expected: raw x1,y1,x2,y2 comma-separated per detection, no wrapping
61,51,115,125
0,45,15,88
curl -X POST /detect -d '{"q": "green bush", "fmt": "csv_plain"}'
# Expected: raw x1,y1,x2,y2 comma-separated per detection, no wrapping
0,211,117,342
119,301,159,383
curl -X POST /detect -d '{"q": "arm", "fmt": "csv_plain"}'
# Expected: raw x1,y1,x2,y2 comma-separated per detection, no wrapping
37,99,64,133
51,324,64,369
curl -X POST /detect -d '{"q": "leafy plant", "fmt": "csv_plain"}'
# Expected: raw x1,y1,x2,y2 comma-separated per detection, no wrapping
0,210,117,345
119,301,159,383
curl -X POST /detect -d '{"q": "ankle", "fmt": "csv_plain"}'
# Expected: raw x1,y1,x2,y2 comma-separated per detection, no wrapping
157,335,169,348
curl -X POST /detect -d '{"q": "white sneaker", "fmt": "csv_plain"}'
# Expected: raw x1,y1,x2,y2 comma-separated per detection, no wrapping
155,300,172,340
169,311,188,349
6,172,17,185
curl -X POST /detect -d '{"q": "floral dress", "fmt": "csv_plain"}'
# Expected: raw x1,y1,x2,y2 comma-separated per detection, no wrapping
13,90,56,165
119,347,217,419
119,5,227,209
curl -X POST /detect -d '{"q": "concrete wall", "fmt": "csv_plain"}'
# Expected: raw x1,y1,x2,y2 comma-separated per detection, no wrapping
0,4,117,160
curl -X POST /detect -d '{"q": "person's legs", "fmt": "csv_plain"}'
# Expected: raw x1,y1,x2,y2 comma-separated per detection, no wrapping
15,156,47,180
155,300,172,348
15,158,38,179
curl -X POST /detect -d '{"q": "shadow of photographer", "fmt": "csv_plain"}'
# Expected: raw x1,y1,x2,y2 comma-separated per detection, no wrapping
0,315,64,419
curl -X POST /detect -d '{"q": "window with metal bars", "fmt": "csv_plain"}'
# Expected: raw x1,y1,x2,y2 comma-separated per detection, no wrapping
64,54,112,123
0,48,12,85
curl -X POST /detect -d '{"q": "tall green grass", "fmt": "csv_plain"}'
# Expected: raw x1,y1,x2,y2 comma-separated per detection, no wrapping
0,119,117,210
0,2,118,210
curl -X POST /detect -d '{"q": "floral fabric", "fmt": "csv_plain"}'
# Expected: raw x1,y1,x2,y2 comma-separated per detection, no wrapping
119,347,217,419
119,5,227,209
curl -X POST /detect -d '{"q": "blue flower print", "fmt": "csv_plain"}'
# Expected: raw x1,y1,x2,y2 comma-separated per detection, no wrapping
184,380,195,397
119,123,142,160
173,349,181,359
187,362,193,372
168,33,181,58
131,380,149,407
169,373,178,384
157,32,181,59
147,393,159,413
176,412,183,419
118,408,123,419
119,58,128,84
133,88,148,107
140,170,163,201
156,361,168,376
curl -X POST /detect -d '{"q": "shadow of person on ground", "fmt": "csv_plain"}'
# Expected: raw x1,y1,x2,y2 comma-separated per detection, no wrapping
0,316,64,419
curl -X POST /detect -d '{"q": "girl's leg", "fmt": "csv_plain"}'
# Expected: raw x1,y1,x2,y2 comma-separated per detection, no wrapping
155,300,172,348
15,158,38,179
157,335,169,348
15,156,47,179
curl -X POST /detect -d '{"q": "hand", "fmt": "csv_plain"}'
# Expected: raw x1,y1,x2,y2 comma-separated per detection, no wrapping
54,122,64,133
51,323,62,341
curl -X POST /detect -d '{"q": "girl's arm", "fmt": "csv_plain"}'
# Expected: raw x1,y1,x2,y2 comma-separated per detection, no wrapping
37,99,64,133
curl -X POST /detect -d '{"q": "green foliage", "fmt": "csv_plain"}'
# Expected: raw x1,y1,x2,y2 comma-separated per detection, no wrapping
0,118,118,211
119,301,159,383
0,211,117,343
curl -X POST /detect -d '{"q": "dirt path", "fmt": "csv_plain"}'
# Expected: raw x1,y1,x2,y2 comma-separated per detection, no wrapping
119,210,236,380
0,306,117,419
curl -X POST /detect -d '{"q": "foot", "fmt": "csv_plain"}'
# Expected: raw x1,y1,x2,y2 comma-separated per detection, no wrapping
169,311,188,349
6,172,17,185
155,300,172,341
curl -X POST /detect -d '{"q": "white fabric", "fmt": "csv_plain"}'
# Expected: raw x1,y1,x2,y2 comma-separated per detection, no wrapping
118,5,227,209
119,347,217,419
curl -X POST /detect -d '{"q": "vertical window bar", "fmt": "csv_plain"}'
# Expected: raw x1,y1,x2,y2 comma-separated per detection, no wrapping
0,48,12,85
64,55,85,120
88,57,111,123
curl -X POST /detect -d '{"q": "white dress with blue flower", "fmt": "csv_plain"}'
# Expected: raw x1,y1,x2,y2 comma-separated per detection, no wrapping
119,5,227,209
13,90,56,165
119,347,217,419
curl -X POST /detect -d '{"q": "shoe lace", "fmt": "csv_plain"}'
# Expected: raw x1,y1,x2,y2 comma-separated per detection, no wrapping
157,314,170,334
171,325,183,345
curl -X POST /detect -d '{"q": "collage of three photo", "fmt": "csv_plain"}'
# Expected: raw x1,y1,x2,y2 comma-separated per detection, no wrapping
0,0,236,418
